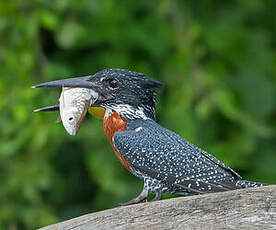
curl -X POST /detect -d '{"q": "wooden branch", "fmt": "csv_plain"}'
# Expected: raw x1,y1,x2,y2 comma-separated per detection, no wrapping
39,185,276,230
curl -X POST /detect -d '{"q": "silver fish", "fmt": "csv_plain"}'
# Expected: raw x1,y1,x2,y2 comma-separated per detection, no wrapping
59,87,98,136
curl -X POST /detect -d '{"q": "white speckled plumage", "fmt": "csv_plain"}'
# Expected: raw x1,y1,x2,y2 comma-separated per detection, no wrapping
113,119,266,195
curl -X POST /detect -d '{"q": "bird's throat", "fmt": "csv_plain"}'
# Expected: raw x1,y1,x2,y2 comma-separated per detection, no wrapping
103,111,127,143
103,111,131,170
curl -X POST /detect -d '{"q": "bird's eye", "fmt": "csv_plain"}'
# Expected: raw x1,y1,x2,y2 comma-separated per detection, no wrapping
107,79,120,89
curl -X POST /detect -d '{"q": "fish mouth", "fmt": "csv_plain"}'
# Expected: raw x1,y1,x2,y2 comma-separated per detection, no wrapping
33,74,112,112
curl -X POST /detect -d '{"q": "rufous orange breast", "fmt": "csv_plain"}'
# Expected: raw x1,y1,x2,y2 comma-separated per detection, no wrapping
103,111,131,170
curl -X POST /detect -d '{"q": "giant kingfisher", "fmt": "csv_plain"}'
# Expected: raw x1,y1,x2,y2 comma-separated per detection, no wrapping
33,68,267,205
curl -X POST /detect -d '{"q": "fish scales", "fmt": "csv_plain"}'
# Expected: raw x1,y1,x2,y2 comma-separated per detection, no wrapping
59,87,98,136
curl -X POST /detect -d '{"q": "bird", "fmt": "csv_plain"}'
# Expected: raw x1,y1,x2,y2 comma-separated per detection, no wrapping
33,68,267,205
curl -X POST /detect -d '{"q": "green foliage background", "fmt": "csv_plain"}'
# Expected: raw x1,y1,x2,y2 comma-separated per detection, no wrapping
0,0,276,229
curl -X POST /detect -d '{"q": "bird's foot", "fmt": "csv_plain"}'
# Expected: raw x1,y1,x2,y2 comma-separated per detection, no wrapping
118,186,148,206
118,197,146,206
151,192,162,201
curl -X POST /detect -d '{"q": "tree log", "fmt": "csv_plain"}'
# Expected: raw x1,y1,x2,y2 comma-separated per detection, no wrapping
39,185,276,230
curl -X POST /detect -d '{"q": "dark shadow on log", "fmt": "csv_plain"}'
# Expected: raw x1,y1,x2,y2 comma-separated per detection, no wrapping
39,185,276,230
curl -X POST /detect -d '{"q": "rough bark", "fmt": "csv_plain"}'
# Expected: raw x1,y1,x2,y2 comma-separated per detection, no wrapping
39,185,276,230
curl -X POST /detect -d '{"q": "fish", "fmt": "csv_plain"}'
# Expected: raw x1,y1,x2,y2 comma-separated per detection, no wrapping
58,87,99,136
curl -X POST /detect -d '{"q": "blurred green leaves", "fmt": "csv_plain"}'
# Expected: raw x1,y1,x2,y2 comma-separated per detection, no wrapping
56,21,85,49
0,0,276,229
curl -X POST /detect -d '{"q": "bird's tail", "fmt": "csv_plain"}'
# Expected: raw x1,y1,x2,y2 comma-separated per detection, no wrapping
236,180,268,189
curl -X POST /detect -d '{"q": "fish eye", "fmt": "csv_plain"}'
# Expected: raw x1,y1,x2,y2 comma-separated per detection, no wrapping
68,116,75,122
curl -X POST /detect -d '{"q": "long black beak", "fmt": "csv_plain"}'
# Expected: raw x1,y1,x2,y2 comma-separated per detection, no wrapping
32,75,100,90
32,74,111,112
34,104,59,112
32,76,95,113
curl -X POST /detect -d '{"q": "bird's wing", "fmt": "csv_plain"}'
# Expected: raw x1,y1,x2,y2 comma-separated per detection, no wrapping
113,119,240,194
159,122,241,180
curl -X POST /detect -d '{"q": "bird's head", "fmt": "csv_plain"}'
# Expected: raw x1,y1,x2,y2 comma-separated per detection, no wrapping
33,69,163,120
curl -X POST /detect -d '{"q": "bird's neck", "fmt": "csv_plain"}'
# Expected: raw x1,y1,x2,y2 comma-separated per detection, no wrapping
103,110,132,170
102,104,154,142
104,104,154,120
103,110,128,143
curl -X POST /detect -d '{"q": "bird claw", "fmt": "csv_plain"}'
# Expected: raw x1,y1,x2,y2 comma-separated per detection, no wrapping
118,198,146,206
151,192,162,201
118,185,149,206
